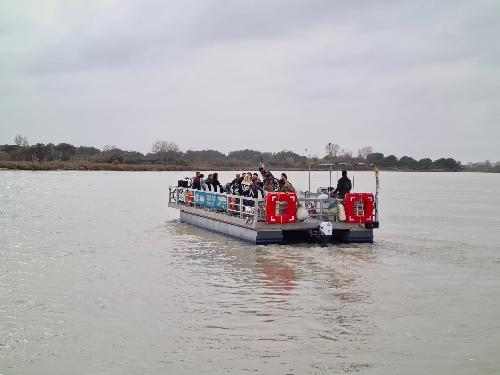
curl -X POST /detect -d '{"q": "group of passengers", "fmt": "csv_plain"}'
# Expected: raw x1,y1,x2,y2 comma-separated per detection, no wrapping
191,172,223,192
191,167,296,200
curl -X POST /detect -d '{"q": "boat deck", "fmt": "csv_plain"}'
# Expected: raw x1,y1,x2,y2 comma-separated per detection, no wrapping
168,202,369,231
168,169,379,244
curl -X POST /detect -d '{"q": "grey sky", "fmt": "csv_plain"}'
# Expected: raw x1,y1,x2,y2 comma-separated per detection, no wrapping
1,0,499,162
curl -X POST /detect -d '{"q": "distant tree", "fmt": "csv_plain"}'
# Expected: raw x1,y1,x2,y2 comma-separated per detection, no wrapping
76,146,101,156
45,143,57,161
30,143,48,161
337,149,353,161
416,158,433,170
99,147,125,163
325,143,342,159
151,140,181,163
75,146,101,161
103,145,117,152
228,149,262,164
380,155,398,168
366,152,384,164
357,146,373,159
55,143,76,161
398,156,417,169
271,150,305,167
14,134,29,148
152,140,180,153
433,158,461,171
185,150,227,164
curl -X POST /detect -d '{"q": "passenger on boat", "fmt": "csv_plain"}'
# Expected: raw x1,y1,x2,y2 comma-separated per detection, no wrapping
230,174,241,186
241,174,252,187
192,171,201,190
239,175,253,206
278,173,296,193
259,166,274,179
252,173,264,188
211,173,222,193
203,174,213,191
250,178,265,199
263,177,275,193
198,174,205,189
331,170,352,199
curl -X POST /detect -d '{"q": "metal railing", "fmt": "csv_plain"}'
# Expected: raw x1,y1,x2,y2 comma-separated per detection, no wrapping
170,185,355,224
297,196,345,221
169,186,265,222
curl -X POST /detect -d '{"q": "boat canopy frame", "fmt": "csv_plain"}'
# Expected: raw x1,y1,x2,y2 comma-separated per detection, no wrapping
307,162,374,193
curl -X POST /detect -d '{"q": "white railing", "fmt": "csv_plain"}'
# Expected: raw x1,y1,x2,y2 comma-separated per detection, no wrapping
170,185,354,224
169,186,265,222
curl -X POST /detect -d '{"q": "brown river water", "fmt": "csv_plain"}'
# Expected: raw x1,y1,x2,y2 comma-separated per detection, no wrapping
0,170,499,374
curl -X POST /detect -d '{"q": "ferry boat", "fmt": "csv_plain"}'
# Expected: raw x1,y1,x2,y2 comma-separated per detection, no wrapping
168,165,380,245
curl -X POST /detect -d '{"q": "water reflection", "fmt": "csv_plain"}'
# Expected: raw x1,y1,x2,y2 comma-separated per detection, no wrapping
166,219,377,368
261,260,296,291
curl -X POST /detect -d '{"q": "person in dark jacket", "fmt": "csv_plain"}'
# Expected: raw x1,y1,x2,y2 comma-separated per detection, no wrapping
204,174,213,191
259,166,274,180
230,174,241,186
192,171,201,190
250,178,265,198
211,173,222,193
332,170,352,199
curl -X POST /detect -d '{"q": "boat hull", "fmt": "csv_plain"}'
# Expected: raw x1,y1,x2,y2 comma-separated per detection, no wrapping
179,210,373,245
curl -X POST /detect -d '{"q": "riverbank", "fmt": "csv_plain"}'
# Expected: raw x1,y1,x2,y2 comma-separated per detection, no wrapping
0,161,190,171
1,160,497,173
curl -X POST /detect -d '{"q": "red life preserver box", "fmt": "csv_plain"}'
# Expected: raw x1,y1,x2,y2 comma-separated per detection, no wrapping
344,193,375,223
265,192,297,224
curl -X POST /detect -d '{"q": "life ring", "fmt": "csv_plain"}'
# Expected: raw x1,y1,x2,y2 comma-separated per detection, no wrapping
344,193,374,223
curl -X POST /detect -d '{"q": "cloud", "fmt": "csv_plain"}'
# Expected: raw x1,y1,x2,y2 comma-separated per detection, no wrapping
1,0,499,161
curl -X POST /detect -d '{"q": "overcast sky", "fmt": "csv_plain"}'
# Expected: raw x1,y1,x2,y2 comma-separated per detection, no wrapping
1,0,499,162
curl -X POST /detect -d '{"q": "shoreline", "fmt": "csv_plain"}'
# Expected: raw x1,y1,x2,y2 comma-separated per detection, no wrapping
0,161,495,173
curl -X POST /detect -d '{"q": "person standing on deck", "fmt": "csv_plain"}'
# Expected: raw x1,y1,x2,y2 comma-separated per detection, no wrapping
192,172,201,190
211,173,222,193
250,177,265,199
331,170,352,199
204,174,213,191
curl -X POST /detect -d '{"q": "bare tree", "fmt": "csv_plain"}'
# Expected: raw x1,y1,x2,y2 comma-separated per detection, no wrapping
103,145,117,152
14,134,29,148
152,140,180,153
340,149,353,160
325,143,341,159
357,146,373,159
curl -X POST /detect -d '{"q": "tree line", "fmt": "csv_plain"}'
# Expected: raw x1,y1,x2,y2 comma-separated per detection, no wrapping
0,135,469,171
